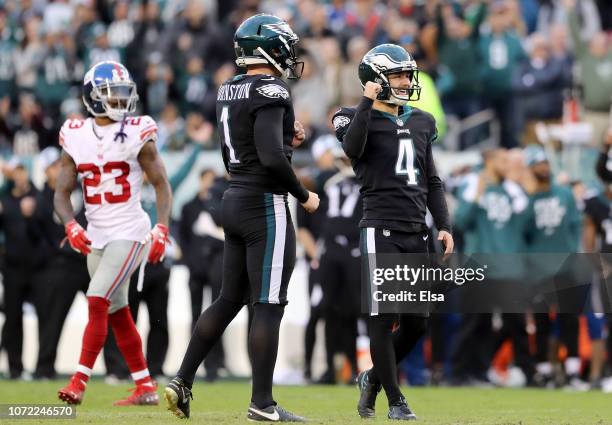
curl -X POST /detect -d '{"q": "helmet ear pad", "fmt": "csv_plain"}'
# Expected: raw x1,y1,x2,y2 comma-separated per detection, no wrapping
369,72,391,102
82,80,106,117
377,86,391,101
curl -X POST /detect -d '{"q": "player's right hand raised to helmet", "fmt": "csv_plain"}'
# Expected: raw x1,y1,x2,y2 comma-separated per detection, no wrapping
301,191,320,213
363,81,382,101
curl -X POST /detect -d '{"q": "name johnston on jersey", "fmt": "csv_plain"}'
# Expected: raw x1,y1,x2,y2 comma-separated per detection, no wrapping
217,83,252,101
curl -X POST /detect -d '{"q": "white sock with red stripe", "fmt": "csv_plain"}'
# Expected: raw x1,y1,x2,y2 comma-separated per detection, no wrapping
74,365,91,388
132,369,154,387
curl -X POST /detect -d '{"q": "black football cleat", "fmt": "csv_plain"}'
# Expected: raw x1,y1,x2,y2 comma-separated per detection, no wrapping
356,369,382,418
388,397,417,421
247,402,306,422
164,377,193,419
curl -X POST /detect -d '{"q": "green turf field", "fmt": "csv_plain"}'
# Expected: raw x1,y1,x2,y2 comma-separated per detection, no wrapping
0,380,611,424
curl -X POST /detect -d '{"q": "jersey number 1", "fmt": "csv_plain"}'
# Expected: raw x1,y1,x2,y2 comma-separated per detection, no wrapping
220,106,240,164
395,138,418,185
78,162,131,204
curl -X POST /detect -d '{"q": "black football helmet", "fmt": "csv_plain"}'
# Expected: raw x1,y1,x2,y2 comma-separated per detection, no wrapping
358,44,421,105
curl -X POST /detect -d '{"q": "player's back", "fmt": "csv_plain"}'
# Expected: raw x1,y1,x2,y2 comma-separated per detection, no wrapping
60,116,154,248
216,73,295,194
319,171,362,243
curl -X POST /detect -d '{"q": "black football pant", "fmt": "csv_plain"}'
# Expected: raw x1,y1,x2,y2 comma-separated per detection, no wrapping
361,227,429,405
304,264,322,380
319,239,361,379
104,261,170,377
35,256,89,378
3,265,43,378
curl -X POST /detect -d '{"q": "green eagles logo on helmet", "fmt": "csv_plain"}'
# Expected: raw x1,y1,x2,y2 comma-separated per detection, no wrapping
234,14,304,79
358,44,421,105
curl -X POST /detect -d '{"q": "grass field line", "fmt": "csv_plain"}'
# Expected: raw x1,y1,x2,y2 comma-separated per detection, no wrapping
0,381,611,424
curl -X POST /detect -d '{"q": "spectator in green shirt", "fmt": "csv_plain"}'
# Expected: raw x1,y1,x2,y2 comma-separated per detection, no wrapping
435,1,487,149
565,0,612,146
524,147,581,254
35,29,77,121
0,7,17,102
479,2,526,148
454,149,530,254
523,146,583,389
452,148,534,385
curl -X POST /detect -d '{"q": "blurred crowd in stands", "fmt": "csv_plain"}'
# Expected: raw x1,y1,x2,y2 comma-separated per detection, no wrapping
1,0,612,391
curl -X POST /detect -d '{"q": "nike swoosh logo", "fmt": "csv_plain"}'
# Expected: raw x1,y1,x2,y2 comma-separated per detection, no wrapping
422,235,429,241
249,407,280,421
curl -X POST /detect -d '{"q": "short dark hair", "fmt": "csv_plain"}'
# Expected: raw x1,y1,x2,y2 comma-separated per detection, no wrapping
200,168,215,178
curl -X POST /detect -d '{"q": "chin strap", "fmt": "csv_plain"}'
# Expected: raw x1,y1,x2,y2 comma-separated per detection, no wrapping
113,113,128,143
256,47,285,76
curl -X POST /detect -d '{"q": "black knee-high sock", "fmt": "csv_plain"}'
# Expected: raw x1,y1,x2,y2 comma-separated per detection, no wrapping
368,315,402,405
304,307,320,377
340,315,358,376
250,303,285,408
177,297,243,387
369,315,428,402
391,315,429,362
323,313,339,376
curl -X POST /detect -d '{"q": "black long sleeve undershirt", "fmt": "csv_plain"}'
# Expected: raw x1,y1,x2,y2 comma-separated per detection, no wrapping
426,141,451,232
253,107,309,203
342,97,374,159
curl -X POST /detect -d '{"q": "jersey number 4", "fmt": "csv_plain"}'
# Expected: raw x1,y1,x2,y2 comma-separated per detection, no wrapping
395,138,418,185
78,162,131,204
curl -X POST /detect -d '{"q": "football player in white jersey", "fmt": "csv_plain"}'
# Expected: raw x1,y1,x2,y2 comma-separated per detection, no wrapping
54,61,172,406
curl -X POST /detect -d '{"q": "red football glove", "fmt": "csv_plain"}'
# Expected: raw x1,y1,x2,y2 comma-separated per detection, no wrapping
145,223,169,263
64,219,91,255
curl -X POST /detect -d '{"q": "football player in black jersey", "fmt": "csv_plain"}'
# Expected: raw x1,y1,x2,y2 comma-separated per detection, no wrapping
333,44,453,420
165,14,319,422
312,136,364,384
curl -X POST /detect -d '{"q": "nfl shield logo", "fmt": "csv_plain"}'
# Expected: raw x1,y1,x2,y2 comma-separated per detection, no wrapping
396,119,403,126
383,229,391,237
